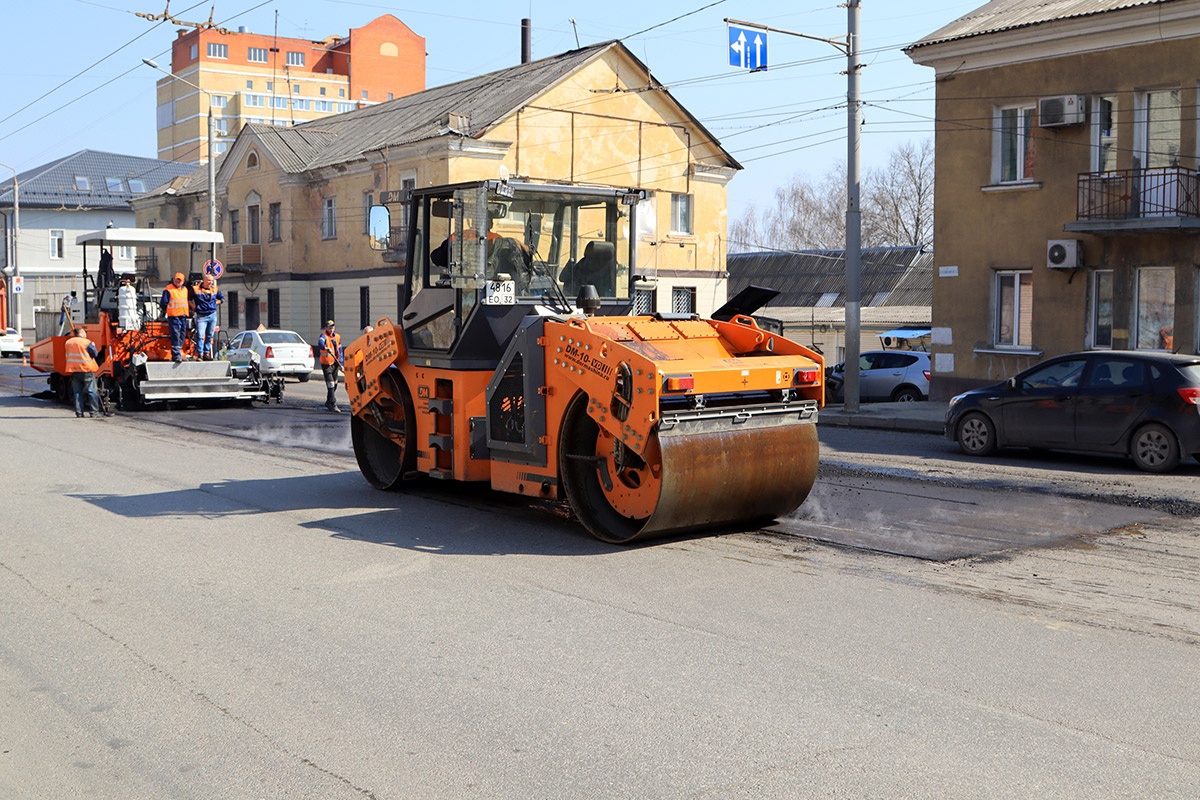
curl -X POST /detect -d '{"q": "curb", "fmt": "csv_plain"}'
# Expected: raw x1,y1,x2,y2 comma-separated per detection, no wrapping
818,409,945,436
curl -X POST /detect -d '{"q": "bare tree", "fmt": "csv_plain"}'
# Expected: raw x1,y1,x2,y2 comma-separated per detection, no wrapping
867,139,935,247
729,138,934,253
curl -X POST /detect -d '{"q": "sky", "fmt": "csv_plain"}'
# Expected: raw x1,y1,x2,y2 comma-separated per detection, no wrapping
0,0,985,221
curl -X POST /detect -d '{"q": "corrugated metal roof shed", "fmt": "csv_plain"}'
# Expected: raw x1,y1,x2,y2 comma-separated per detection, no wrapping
907,0,1173,50
0,150,196,209
727,247,933,309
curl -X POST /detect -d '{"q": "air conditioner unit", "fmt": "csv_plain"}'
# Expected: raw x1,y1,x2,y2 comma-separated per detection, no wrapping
1038,95,1086,127
1047,239,1083,269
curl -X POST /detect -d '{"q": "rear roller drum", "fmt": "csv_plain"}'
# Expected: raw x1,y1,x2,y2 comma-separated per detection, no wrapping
351,371,417,490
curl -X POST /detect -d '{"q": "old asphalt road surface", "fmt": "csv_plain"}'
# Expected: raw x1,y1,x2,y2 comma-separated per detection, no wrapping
1,364,1198,797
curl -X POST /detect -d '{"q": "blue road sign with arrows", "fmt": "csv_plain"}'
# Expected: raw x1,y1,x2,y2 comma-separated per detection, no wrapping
728,24,768,71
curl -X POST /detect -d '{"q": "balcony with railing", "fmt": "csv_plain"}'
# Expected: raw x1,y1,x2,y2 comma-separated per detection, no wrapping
224,243,263,272
1067,167,1200,234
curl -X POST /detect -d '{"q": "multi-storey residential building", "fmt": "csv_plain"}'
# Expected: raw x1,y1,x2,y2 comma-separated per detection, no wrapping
907,0,1200,399
133,41,739,344
154,14,425,164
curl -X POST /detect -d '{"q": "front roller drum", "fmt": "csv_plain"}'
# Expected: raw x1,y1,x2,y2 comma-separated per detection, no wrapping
351,370,417,490
561,394,819,544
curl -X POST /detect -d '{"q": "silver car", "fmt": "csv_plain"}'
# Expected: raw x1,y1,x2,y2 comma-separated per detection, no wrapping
826,350,931,403
225,329,315,381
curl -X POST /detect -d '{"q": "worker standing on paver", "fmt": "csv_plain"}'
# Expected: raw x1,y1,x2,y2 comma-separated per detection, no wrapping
317,320,343,413
160,272,192,363
192,274,224,361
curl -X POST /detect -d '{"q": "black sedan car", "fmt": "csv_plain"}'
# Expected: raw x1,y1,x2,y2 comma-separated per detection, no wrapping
946,351,1200,472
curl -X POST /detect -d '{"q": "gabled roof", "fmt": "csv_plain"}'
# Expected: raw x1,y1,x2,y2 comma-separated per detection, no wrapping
727,247,933,309
907,0,1174,51
219,39,737,180
0,150,196,209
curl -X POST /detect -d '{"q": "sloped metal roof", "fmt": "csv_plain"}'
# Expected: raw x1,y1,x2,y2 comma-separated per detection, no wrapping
907,0,1173,50
0,149,196,209
726,247,933,309
210,39,736,182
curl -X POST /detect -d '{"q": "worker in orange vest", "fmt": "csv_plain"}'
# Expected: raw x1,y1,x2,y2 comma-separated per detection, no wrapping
160,272,192,363
317,319,343,412
64,325,102,418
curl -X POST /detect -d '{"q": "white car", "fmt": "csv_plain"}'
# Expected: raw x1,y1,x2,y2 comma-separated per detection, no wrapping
225,329,315,381
0,327,25,358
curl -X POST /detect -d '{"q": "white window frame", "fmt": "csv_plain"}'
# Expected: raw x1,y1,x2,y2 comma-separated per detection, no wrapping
49,230,64,259
322,198,337,239
210,95,227,109
1088,269,1114,350
287,51,305,67
670,193,693,235
1132,266,1175,350
1135,88,1182,169
207,42,228,59
994,269,1033,349
1092,95,1119,173
248,47,268,64
117,246,134,261
994,105,1036,183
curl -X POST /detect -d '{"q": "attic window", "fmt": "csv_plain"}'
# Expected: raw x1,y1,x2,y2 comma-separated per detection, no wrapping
870,291,891,306
106,177,123,192
128,179,147,193
247,152,259,170
75,176,90,191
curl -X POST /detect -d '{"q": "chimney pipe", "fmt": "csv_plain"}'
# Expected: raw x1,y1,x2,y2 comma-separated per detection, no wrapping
521,18,532,64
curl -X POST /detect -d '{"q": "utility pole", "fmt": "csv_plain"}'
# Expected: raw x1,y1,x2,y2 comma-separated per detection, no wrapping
142,59,217,263
0,162,20,340
726,5,864,410
844,0,863,413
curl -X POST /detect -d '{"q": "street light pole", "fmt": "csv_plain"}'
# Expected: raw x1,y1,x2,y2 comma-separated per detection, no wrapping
142,58,217,262
0,161,20,340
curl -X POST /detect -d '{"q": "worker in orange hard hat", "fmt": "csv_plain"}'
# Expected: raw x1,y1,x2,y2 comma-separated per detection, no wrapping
160,272,191,363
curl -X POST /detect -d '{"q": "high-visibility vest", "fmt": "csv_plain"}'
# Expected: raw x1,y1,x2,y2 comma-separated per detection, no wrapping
319,332,342,365
165,284,191,317
64,336,98,374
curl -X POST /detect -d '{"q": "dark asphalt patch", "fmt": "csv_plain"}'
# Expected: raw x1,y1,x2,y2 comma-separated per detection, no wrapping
768,475,1166,561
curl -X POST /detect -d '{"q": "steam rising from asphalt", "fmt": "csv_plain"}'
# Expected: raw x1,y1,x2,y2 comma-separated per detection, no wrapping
250,422,353,455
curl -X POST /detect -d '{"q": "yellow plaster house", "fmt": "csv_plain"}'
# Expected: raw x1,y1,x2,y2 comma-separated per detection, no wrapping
133,41,740,343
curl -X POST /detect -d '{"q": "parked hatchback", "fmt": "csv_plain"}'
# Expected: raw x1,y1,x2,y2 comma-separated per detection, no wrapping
826,350,930,403
225,329,315,381
946,350,1200,472
0,327,24,358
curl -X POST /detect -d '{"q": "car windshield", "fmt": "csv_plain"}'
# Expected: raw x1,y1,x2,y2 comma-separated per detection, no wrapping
260,332,305,345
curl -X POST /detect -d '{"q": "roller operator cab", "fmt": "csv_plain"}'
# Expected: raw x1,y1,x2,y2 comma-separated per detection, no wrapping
347,180,825,543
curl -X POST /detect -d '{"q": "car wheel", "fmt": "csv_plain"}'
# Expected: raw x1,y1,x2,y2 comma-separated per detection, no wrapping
891,385,922,403
297,373,310,383
1130,423,1180,473
956,412,997,456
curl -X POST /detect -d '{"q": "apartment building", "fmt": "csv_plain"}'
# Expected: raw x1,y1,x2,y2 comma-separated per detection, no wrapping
906,0,1200,398
154,14,425,164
